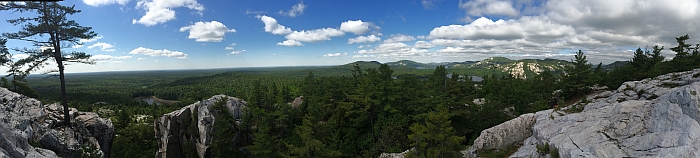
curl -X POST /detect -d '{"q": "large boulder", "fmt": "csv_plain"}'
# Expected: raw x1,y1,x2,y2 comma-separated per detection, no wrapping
155,95,247,158
0,87,114,158
466,69,700,158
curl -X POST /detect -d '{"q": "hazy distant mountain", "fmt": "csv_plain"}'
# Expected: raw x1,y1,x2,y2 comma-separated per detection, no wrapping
335,57,627,79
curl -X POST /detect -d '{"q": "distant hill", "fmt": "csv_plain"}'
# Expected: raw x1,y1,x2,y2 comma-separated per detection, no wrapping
600,61,629,71
273,57,627,79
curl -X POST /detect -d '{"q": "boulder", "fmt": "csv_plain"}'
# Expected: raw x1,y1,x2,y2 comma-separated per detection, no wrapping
466,69,700,158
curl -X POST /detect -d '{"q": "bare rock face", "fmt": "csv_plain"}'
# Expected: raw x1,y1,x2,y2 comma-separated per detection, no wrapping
466,69,700,158
0,87,114,158
378,148,415,158
155,95,247,158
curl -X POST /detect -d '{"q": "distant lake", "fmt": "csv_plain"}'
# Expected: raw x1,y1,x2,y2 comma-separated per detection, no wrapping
136,96,178,105
137,97,161,105
470,76,484,82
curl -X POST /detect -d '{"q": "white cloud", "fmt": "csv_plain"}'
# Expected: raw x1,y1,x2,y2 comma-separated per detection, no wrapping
279,2,306,17
179,21,236,42
384,34,416,43
1,2,25,6
74,35,104,48
422,0,441,9
277,40,303,46
91,54,132,62
79,35,103,43
82,0,130,6
229,50,246,55
259,15,293,35
323,52,348,57
87,42,116,52
225,43,236,50
224,43,246,54
245,9,266,14
285,28,345,43
128,47,188,59
413,41,435,49
340,20,375,35
11,54,29,59
341,0,700,64
459,0,519,18
428,16,573,41
348,35,381,44
436,47,470,53
138,58,146,60
132,0,204,26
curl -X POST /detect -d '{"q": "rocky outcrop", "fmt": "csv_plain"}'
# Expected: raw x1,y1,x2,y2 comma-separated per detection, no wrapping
378,148,415,158
0,87,114,158
155,95,247,158
466,69,700,157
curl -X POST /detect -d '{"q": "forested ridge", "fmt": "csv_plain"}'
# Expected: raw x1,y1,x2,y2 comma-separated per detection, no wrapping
1,35,699,157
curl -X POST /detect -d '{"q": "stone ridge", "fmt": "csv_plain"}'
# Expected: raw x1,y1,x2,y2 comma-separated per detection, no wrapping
465,68,700,158
0,87,115,158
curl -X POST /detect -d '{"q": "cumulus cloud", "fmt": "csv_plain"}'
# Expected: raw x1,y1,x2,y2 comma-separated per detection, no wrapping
413,41,435,49
259,15,293,35
279,2,306,17
82,0,130,6
87,42,116,52
128,47,188,59
339,0,700,64
132,0,204,26
340,20,377,35
459,0,519,18
91,54,132,62
285,28,345,43
179,21,236,42
384,34,416,43
428,17,573,41
323,52,348,57
277,40,303,46
348,35,381,44
138,58,146,60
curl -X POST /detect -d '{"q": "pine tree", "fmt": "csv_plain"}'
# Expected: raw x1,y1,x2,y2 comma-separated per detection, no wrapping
561,50,593,99
408,105,465,158
2,2,97,126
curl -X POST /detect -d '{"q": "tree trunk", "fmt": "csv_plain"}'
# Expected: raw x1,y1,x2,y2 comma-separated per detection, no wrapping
55,47,70,126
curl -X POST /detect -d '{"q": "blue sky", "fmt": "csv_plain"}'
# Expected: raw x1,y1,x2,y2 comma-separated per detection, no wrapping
2,0,700,73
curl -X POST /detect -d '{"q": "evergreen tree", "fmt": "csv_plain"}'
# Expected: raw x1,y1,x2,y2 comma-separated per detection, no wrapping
408,105,465,158
2,2,97,126
560,50,593,99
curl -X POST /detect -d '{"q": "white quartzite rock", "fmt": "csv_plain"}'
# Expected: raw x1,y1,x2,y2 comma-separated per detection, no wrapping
155,94,247,158
0,87,115,158
466,69,700,158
